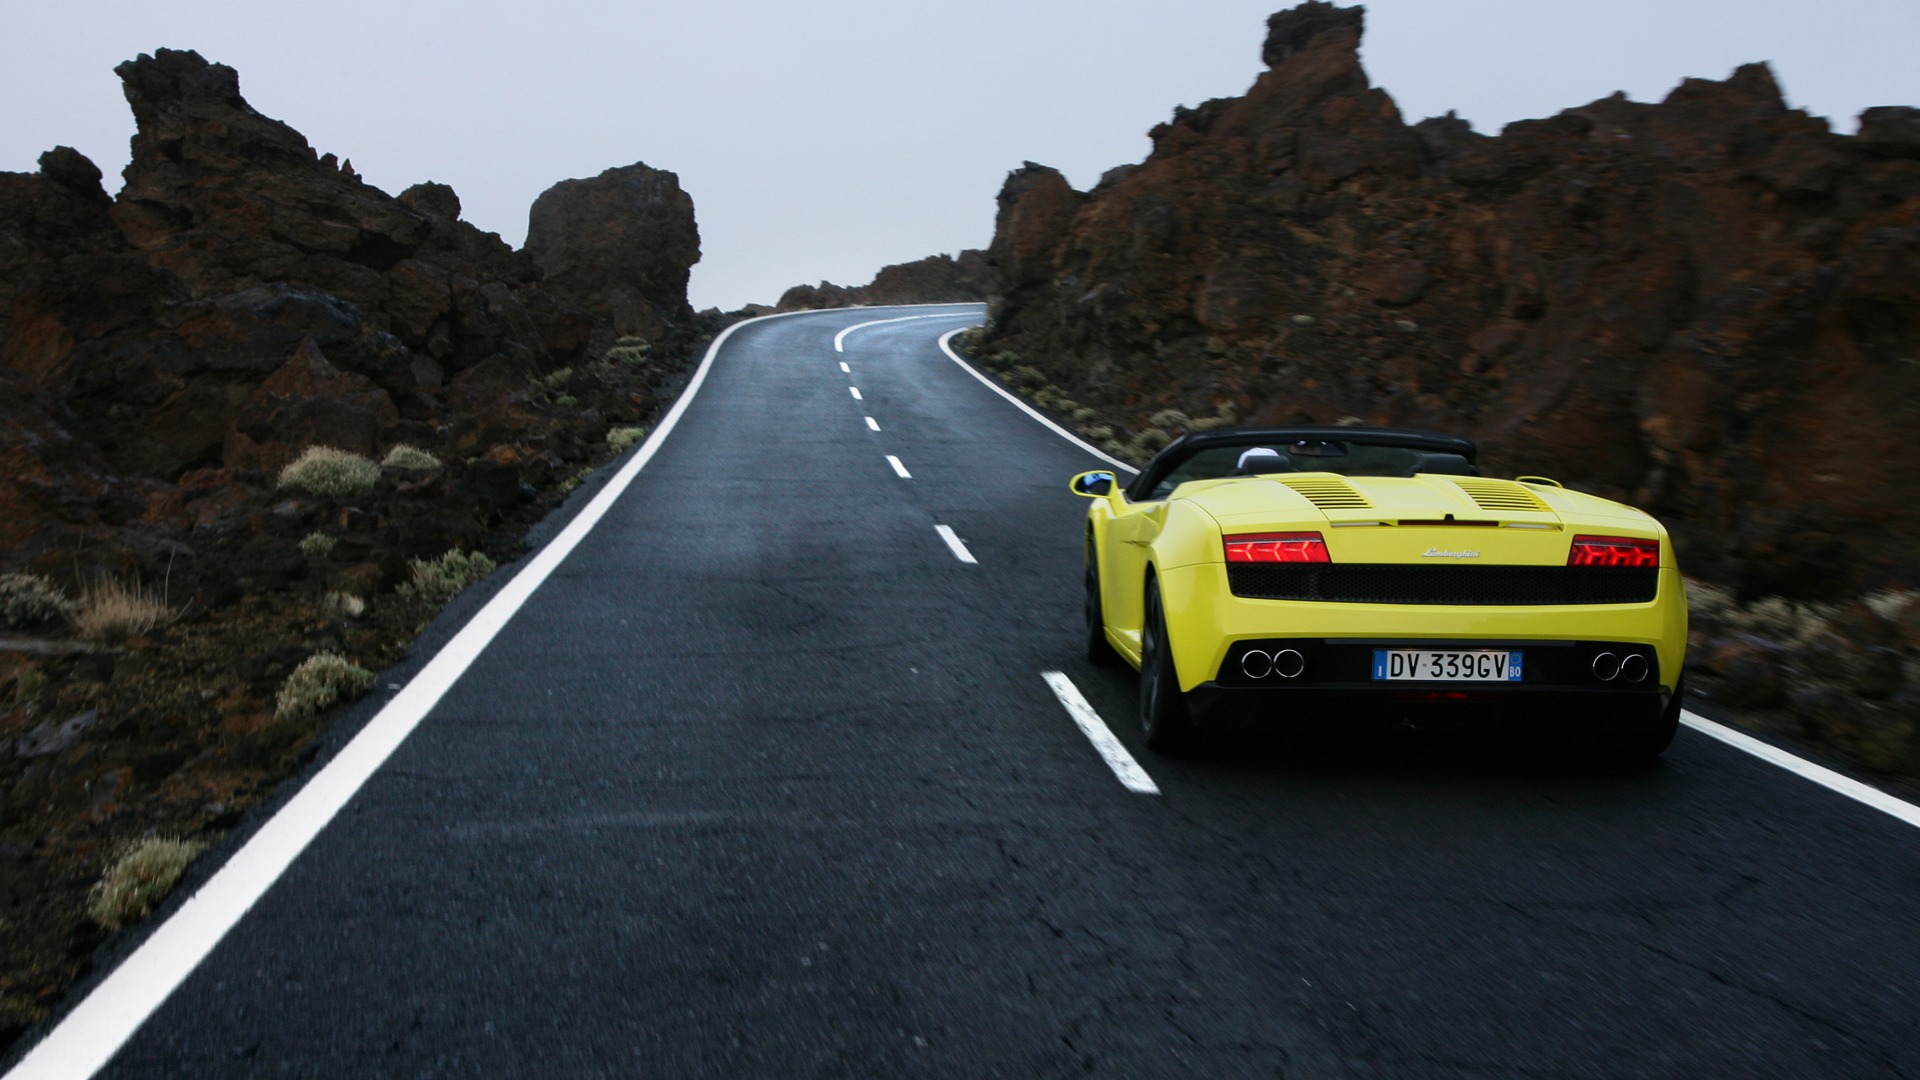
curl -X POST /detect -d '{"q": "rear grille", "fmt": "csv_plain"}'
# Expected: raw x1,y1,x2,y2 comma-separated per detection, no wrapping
1227,564,1659,605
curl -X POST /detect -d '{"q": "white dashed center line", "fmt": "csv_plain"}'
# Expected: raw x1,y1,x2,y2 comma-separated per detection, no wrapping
839,361,850,373
865,416,880,432
886,455,911,479
934,525,977,564
1042,672,1159,795
849,387,862,400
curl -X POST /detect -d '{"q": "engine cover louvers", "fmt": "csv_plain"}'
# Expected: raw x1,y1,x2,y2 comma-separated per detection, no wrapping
1277,477,1372,510
1451,479,1550,513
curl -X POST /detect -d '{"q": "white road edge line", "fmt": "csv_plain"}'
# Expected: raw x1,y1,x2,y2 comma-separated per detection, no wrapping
849,386,862,400
834,311,971,353
865,416,880,432
936,328,1136,474
1,306,829,1080
887,455,912,479
936,326,1920,831
1681,711,1920,830
934,525,977,564
1042,672,1159,795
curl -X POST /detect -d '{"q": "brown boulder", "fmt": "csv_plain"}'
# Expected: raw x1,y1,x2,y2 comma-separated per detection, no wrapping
525,162,700,339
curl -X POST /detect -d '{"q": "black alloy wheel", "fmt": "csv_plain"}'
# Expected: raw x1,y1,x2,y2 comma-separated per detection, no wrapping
1138,579,1194,752
1085,541,1119,666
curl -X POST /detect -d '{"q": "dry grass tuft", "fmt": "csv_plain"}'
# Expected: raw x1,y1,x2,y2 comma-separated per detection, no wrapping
322,591,366,618
89,836,207,930
606,426,648,454
0,573,76,630
275,651,375,720
278,445,380,497
399,548,497,602
73,575,173,640
381,444,442,471
298,532,337,558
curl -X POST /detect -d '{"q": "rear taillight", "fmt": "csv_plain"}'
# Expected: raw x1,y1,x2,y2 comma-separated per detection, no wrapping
1568,535,1659,568
1224,532,1330,563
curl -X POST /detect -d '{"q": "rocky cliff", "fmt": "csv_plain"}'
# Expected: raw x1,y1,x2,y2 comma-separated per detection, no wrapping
981,2,1920,603
775,249,988,311
0,49,708,1040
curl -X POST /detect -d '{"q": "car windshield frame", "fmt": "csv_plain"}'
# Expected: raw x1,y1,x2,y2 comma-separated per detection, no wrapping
1126,426,1479,502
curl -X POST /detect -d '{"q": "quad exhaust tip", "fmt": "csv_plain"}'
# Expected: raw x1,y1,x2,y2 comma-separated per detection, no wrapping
1241,648,1305,680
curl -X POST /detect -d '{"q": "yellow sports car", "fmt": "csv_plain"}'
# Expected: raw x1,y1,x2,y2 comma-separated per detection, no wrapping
1071,426,1687,756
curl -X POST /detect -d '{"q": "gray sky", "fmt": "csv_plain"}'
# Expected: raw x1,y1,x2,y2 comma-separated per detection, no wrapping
5,1,1915,311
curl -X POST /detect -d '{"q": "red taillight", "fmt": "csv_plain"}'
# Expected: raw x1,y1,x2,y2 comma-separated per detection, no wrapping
1224,532,1330,563
1568,535,1660,568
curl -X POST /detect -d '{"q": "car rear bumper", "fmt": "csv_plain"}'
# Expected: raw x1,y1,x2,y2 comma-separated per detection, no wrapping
1156,562,1689,692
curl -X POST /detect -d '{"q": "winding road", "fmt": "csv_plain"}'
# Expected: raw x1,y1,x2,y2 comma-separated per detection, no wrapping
10,304,1920,1078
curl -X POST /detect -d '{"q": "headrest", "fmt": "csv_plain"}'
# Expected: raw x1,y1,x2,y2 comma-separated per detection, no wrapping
1414,452,1478,476
1231,447,1291,475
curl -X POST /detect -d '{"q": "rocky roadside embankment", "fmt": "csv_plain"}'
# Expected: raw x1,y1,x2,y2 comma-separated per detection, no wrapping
0,48,715,1043
968,1,1920,777
770,249,990,312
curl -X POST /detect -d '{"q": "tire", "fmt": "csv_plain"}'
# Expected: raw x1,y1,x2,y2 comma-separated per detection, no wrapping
1085,542,1120,667
1138,579,1195,753
1604,676,1684,760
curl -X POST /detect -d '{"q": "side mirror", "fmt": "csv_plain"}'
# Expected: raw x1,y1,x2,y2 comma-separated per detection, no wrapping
1070,471,1115,497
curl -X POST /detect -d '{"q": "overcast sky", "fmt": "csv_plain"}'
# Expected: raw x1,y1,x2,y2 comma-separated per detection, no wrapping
5,1,1915,311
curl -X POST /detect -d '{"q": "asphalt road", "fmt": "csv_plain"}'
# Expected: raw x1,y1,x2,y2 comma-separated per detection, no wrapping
32,305,1920,1076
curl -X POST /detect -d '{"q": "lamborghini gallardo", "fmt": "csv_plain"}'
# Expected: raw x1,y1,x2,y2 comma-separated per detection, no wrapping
1071,427,1687,756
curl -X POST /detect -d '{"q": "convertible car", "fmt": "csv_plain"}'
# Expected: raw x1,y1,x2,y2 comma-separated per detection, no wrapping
1071,426,1687,756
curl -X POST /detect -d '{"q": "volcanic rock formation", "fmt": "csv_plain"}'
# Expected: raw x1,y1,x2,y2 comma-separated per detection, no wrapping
980,1,1920,602
776,249,989,311
0,47,706,579
526,162,701,340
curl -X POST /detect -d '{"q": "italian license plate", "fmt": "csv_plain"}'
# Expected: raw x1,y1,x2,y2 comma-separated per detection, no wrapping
1372,649,1523,682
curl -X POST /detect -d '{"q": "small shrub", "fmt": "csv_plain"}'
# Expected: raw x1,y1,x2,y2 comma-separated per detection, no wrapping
322,591,366,618
604,338,650,366
400,549,496,603
539,367,574,390
607,426,647,454
1010,365,1047,390
89,836,207,930
298,532,337,558
12,667,47,705
1189,416,1233,432
553,394,578,408
1081,424,1114,442
73,575,172,640
1032,387,1062,410
381,444,442,471
0,573,76,630
1148,408,1191,431
278,446,380,498
558,467,593,494
1072,407,1098,423
1127,427,1172,460
275,651,375,720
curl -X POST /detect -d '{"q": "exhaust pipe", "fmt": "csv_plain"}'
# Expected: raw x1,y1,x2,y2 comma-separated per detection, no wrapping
1619,654,1649,683
1273,649,1305,679
1240,650,1273,679
1592,652,1620,681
